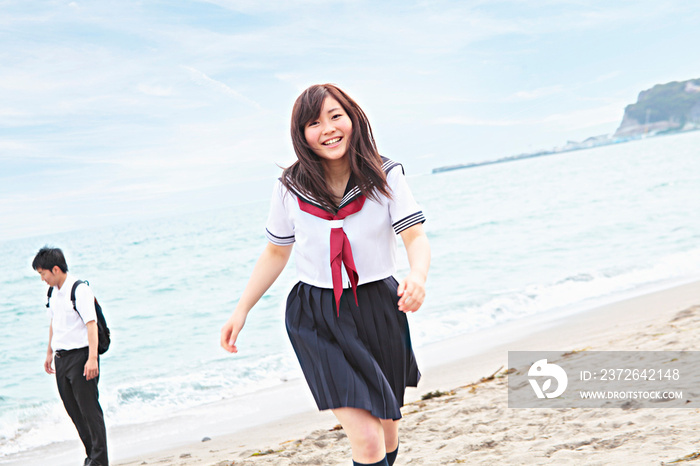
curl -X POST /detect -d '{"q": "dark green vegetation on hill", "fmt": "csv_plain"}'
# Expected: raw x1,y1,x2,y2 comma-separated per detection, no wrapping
618,78,700,132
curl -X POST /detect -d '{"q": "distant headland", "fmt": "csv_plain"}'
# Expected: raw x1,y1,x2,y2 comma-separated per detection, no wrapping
432,77,700,174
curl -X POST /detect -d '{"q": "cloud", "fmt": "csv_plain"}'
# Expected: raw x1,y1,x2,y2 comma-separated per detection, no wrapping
194,0,360,14
182,66,261,108
509,85,566,101
435,102,624,131
0,141,31,153
592,71,622,84
435,116,527,127
137,83,174,96
541,103,625,131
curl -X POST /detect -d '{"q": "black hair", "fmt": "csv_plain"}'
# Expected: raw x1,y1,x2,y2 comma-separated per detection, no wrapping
32,247,69,273
284,83,390,212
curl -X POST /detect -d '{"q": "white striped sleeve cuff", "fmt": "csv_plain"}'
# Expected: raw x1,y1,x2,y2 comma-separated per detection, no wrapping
392,211,426,234
265,228,295,245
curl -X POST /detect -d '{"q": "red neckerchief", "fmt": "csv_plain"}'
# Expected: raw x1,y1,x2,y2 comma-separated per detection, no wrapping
296,195,366,316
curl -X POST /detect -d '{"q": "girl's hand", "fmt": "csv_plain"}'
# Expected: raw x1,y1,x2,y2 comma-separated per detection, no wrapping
219,242,292,354
397,271,426,313
221,312,247,353
397,224,430,313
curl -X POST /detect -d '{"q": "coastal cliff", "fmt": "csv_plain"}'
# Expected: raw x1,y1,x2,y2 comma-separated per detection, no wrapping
432,77,700,174
614,78,700,137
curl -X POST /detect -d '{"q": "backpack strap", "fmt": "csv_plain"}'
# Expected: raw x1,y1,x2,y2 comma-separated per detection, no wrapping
46,280,89,310
70,280,88,321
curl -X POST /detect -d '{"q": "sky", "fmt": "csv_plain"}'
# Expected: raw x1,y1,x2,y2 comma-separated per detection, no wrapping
1,0,699,241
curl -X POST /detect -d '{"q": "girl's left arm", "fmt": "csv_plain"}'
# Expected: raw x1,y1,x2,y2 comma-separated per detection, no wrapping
397,223,431,313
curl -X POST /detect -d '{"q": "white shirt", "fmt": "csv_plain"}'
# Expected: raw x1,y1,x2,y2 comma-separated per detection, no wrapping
46,274,97,352
265,160,425,289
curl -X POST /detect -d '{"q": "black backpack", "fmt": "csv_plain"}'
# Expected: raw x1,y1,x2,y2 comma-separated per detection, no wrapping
46,280,111,354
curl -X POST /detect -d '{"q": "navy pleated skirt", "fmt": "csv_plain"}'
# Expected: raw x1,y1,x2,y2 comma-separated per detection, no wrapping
285,276,420,421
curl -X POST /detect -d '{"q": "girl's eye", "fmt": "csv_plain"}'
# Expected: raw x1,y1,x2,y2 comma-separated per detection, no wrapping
307,121,319,127
332,114,342,120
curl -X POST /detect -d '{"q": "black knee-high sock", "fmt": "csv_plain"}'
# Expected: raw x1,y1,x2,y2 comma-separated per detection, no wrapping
387,442,399,466
353,456,388,466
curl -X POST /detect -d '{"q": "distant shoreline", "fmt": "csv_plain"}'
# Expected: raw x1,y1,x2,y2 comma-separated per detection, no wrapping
432,126,700,174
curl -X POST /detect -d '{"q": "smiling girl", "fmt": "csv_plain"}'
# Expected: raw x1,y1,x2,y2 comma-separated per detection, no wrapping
221,84,430,466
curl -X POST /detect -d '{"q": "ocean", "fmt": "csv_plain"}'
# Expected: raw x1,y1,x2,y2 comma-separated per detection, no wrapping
1,130,699,462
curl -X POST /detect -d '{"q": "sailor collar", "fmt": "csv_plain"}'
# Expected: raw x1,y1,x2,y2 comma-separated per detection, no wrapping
283,157,402,214
282,157,403,315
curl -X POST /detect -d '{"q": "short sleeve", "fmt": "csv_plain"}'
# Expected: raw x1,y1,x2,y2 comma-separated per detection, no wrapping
75,283,97,324
265,179,295,245
387,165,426,234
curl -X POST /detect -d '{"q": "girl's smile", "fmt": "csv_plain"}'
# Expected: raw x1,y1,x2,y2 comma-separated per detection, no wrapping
304,96,352,162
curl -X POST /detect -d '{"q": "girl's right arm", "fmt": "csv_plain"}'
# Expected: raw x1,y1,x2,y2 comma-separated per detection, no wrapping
220,242,293,353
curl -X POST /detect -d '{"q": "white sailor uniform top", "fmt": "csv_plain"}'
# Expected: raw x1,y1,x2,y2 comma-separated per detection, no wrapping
265,158,425,311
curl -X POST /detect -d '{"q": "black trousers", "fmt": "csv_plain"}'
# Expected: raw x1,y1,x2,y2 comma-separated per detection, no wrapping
54,347,108,466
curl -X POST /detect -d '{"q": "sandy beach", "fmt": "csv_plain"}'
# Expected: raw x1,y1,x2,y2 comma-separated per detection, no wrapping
103,280,700,466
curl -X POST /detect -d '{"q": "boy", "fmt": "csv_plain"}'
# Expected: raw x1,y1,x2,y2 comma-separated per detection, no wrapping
33,247,108,466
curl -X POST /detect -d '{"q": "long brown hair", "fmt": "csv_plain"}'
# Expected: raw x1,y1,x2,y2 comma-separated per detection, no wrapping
282,84,390,211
